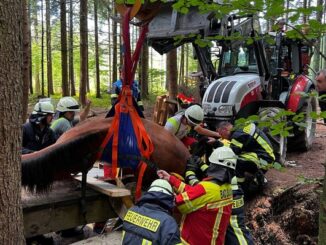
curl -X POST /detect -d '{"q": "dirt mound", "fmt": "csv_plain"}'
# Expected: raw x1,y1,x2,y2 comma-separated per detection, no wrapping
247,183,321,245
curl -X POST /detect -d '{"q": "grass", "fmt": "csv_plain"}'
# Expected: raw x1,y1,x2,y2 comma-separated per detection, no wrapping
28,89,167,110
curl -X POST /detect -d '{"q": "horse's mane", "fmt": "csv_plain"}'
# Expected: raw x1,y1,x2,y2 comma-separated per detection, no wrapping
22,130,106,193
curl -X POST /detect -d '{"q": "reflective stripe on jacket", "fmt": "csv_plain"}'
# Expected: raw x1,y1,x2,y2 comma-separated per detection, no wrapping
169,175,233,245
164,114,189,139
225,187,254,245
230,123,275,170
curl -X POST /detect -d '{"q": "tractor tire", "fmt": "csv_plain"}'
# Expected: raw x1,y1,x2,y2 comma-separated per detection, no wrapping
259,107,287,165
288,94,317,151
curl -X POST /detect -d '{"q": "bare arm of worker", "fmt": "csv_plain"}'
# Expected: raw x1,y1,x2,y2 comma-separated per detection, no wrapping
79,99,91,122
194,125,220,138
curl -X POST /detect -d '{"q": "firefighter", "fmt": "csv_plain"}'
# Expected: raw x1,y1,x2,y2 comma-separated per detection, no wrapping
110,67,144,111
157,146,235,245
185,154,254,245
122,179,182,245
164,104,219,149
216,121,275,196
51,97,91,138
315,69,326,123
225,177,254,245
22,101,56,154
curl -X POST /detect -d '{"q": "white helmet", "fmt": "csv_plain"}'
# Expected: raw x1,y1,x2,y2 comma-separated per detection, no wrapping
148,179,173,196
184,105,204,126
56,97,80,112
208,146,237,169
32,101,55,115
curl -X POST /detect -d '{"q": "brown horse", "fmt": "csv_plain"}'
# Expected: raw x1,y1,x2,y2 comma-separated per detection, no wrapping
22,116,190,192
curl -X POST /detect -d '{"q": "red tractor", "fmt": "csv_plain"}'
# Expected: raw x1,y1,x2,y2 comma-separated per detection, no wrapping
146,4,317,163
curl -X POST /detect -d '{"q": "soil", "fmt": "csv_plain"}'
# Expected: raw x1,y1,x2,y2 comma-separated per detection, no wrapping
246,122,326,245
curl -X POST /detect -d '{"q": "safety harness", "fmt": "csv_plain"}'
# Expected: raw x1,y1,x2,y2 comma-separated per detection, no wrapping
98,3,154,200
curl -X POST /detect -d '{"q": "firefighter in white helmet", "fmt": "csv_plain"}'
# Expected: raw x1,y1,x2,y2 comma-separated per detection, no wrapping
51,97,91,138
122,179,182,245
164,104,219,149
157,146,235,245
183,145,254,245
22,101,56,154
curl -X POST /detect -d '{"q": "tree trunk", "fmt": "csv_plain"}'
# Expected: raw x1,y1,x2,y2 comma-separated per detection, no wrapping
140,42,149,98
0,1,25,244
80,0,88,105
32,0,40,95
284,0,290,30
41,0,45,96
112,7,118,83
61,0,69,96
29,1,33,94
179,45,185,85
312,0,324,73
69,0,76,96
167,49,178,99
107,5,112,90
303,0,308,23
22,0,31,122
319,162,326,244
119,22,123,68
94,0,101,98
185,44,189,86
150,47,153,93
46,0,54,95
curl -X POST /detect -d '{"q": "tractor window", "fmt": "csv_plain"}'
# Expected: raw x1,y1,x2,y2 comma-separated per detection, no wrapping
210,44,222,71
220,45,258,76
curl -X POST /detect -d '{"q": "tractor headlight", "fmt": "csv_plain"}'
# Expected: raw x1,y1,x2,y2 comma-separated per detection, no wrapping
202,104,211,114
217,105,233,115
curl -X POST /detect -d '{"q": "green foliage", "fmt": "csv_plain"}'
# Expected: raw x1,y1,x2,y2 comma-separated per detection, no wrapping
148,68,167,95
234,92,326,138
297,175,323,185
28,92,111,109
273,162,285,171
168,0,326,62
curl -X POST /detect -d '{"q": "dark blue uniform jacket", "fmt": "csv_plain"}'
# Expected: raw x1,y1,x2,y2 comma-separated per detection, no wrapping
122,191,181,245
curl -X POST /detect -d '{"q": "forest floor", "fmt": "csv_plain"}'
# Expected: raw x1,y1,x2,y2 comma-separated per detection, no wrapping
25,104,326,245
247,122,326,245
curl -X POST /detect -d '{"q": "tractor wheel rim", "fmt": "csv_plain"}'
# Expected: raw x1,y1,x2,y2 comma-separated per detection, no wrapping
278,134,286,161
306,102,313,138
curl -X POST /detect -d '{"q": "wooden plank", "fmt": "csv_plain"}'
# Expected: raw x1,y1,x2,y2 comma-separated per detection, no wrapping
24,194,117,238
159,100,169,125
74,174,131,197
22,181,118,238
153,95,167,123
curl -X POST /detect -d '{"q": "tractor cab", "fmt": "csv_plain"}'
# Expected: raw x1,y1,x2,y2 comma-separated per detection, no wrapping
266,31,313,103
